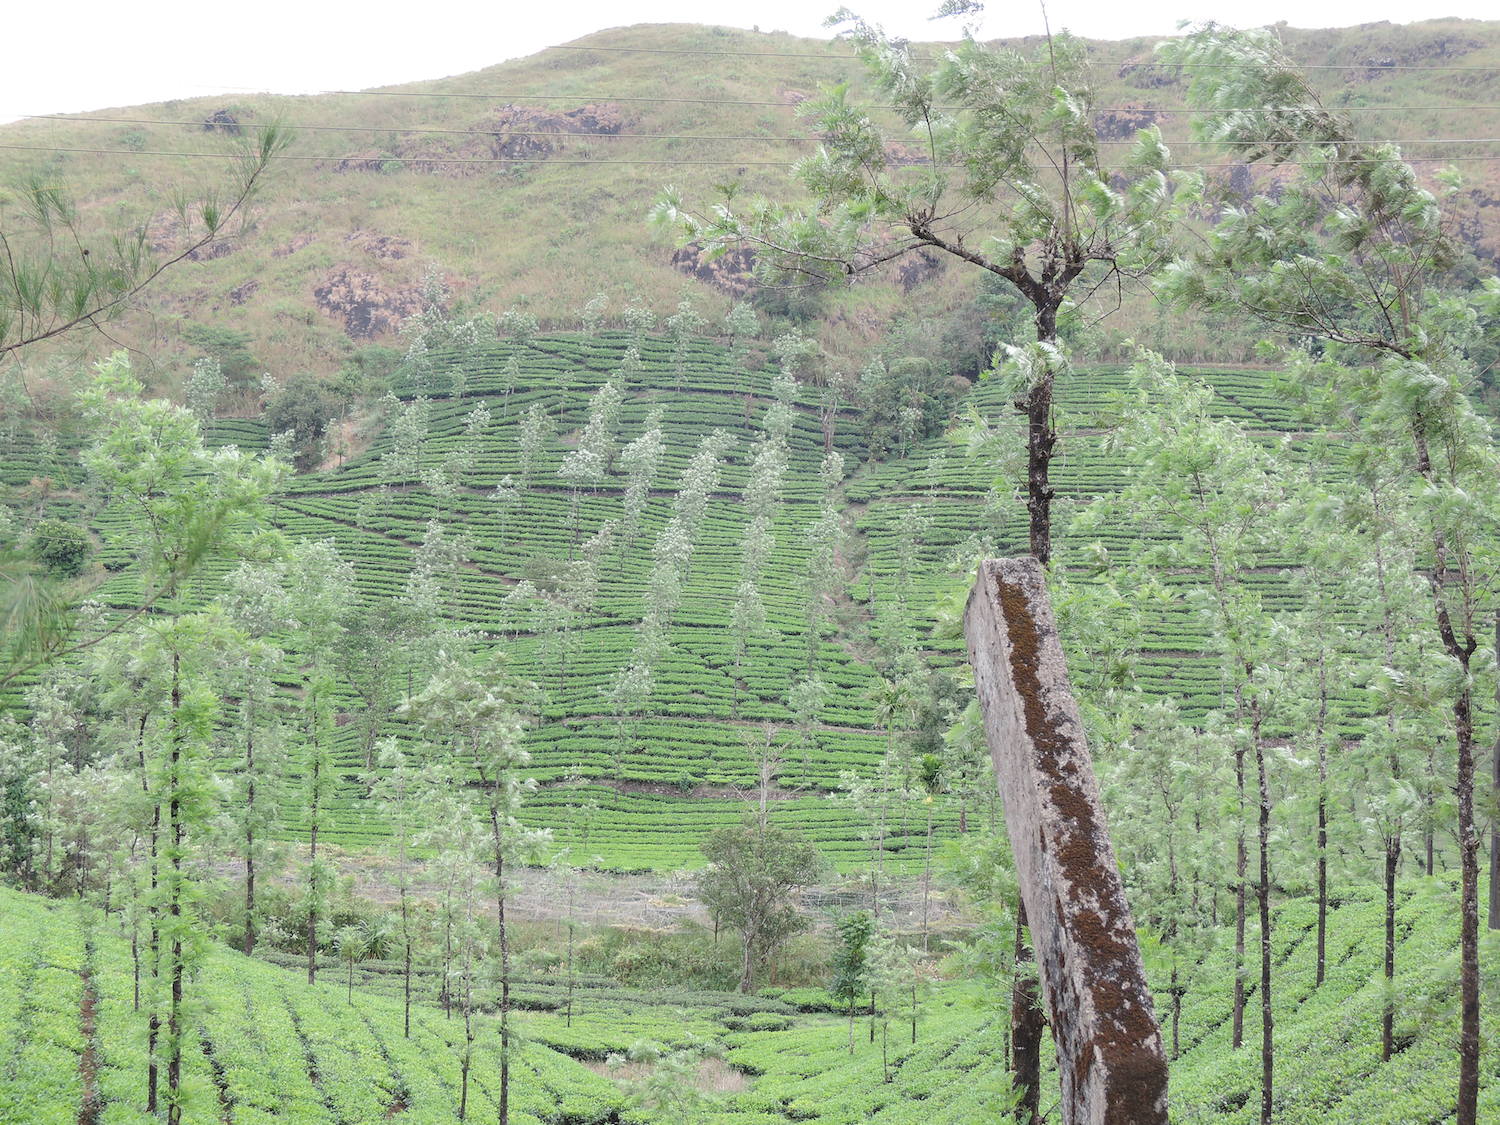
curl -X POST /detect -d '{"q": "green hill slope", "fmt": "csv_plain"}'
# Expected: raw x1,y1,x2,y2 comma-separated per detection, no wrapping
3,875,1496,1123
6,334,1355,871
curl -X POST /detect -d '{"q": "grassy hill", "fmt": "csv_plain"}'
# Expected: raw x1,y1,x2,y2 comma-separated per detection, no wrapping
2,20,1498,386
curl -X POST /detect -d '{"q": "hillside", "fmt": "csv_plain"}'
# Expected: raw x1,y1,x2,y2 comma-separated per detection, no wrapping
2,19,1499,384
2,330,1327,870
3,876,1496,1123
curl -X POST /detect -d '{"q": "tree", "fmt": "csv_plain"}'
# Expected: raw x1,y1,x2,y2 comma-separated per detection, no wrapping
405,653,546,1125
184,356,227,425
3,354,283,687
652,8,1176,564
697,815,822,993
1161,26,1500,1123
831,911,874,1051
1098,358,1284,1103
0,125,287,366
263,373,338,471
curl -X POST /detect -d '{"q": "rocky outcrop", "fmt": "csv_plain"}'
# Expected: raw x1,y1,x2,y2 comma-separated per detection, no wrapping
313,267,422,339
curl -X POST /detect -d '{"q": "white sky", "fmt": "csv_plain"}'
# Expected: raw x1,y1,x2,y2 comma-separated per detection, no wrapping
2,0,1495,123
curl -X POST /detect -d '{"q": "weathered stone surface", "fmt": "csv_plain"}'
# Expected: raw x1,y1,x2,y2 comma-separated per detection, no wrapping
964,557,1169,1125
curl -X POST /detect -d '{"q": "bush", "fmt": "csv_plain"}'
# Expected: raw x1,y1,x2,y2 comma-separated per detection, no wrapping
264,374,339,470
28,519,89,576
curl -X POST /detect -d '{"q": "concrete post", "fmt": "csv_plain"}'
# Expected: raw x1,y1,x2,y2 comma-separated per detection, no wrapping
965,557,1169,1125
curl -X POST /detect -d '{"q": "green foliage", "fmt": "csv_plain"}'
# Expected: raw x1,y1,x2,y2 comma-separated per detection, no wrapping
182,323,262,388
27,518,88,578
264,373,340,471
698,815,824,993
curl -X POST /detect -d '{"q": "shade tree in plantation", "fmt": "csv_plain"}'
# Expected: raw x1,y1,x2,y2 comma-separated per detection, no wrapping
1087,357,1287,1111
724,301,760,370
404,652,547,1125
578,290,608,335
652,7,1178,565
618,407,665,555
1162,24,1500,1122
730,371,795,716
665,295,707,388
496,305,539,415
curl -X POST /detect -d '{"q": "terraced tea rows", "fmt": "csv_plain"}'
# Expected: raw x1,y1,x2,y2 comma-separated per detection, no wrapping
48,338,1344,869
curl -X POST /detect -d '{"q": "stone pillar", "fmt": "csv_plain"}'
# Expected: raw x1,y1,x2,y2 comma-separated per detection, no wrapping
964,558,1169,1125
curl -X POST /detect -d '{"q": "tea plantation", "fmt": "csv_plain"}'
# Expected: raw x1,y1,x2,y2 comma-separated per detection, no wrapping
3,334,1346,871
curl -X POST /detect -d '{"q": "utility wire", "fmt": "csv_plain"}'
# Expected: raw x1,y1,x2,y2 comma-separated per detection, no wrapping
4,142,1497,169
540,42,1500,72
14,115,1500,148
173,86,1500,114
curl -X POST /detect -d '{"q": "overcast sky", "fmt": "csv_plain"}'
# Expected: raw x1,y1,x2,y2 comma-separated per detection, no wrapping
3,0,1495,123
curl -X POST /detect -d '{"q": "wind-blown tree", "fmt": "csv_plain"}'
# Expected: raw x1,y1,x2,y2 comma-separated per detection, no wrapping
724,302,760,370
405,653,546,1125
652,7,1178,565
578,290,608,335
515,402,554,495
1161,25,1500,1122
609,431,733,788
665,295,707,389
730,372,795,716
1091,357,1286,1110
559,379,624,553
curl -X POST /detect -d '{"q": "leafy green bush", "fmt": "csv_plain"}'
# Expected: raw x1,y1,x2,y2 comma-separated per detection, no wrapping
28,518,88,577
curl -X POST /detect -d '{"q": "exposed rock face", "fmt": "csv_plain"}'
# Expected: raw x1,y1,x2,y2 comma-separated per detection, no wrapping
670,242,758,296
313,267,421,339
202,108,241,135
331,103,630,177
965,557,1169,1125
344,229,413,261
227,279,259,305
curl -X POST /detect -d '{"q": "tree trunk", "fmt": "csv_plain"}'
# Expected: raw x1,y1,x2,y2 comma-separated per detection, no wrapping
1315,655,1328,987
1255,730,1273,1125
1023,305,1061,566
1232,743,1247,1051
1488,610,1500,931
307,754,319,986
1454,681,1480,1125
167,652,184,1125
491,818,512,1125
1382,838,1398,1062
402,888,412,1039
1011,904,1043,1125
244,718,257,956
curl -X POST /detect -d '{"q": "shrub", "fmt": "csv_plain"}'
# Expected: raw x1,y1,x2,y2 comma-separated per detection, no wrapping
28,519,88,577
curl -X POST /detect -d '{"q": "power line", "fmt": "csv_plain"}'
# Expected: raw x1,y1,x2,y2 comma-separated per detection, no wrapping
172,85,1500,115
15,114,813,144
4,141,1497,170
14,115,1500,149
538,42,1500,72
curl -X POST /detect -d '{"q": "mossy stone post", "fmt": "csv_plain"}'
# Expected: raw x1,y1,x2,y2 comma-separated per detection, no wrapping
965,558,1169,1125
